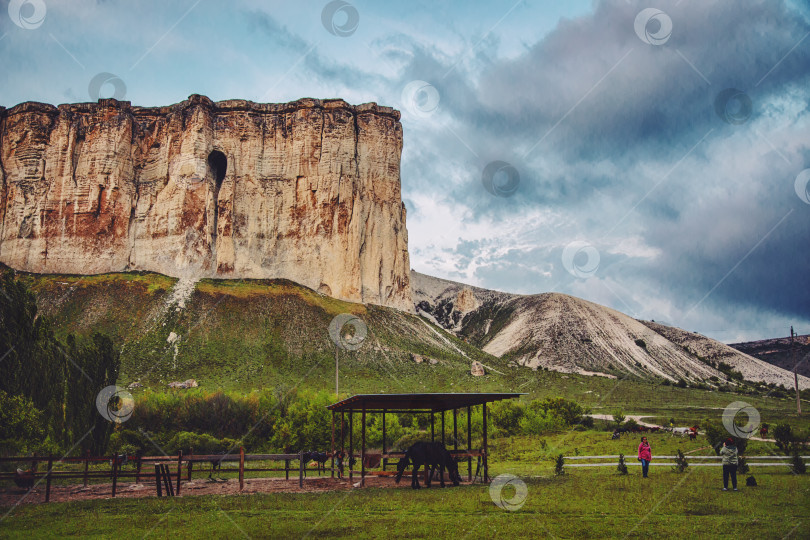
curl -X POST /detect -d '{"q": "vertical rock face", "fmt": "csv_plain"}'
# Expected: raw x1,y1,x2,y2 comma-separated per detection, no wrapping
0,95,411,311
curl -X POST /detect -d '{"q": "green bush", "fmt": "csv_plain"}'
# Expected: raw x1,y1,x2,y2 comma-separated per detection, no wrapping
491,400,525,436
774,423,794,454
519,408,565,435
164,431,238,455
393,432,431,451
789,446,806,475
533,397,585,426
0,390,45,444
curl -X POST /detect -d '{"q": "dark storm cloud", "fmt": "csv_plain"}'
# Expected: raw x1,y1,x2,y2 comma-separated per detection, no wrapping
399,0,810,335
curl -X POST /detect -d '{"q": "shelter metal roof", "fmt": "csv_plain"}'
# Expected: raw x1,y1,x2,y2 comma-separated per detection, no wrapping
326,393,525,413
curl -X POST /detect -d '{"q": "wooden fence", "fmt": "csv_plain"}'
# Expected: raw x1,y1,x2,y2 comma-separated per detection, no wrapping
0,449,334,502
563,454,810,467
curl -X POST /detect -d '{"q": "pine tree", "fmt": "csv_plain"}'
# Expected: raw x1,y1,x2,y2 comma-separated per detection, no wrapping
672,449,689,472
554,454,565,476
790,445,806,475
617,453,628,475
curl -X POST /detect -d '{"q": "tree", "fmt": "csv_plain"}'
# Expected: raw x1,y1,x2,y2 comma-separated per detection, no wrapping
774,423,794,454
531,397,585,426
617,454,628,475
612,410,626,428
789,446,806,475
0,271,120,455
672,449,688,472
554,454,565,476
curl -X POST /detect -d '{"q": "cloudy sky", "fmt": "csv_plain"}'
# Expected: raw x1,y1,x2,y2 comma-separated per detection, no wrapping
1,0,809,343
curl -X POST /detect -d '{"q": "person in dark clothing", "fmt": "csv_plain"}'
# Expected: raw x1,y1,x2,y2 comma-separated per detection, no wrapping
720,438,739,491
637,436,652,478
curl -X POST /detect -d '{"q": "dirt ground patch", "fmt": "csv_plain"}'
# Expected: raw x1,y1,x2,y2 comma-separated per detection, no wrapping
0,474,467,507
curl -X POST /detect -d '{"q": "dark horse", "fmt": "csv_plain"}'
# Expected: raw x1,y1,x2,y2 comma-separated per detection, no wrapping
395,442,461,489
302,451,330,477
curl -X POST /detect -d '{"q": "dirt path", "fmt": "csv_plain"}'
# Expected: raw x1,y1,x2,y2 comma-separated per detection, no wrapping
588,414,661,427
0,475,468,507
586,414,776,442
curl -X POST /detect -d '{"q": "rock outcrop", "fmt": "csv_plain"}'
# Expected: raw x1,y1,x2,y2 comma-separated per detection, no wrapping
0,95,411,310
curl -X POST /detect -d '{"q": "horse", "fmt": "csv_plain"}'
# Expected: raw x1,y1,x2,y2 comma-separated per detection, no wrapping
302,451,330,476
395,442,460,489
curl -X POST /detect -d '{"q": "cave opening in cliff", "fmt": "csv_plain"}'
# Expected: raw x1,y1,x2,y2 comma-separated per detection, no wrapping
208,150,227,189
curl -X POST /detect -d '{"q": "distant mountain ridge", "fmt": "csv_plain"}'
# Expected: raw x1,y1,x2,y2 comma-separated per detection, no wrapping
729,334,810,378
411,270,810,390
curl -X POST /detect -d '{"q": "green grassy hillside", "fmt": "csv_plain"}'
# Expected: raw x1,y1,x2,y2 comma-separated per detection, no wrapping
20,272,513,396
13,271,807,428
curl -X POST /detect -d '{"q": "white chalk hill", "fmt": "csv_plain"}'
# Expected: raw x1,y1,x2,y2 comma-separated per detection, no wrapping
412,271,809,390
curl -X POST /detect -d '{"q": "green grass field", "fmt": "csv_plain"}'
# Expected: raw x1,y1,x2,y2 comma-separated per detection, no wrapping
2,431,808,539
2,461,807,539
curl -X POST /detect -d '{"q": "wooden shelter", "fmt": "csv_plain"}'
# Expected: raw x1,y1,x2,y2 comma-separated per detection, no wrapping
327,393,524,486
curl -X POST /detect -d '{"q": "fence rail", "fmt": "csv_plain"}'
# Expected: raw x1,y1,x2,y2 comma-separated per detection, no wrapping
0,449,350,501
563,454,809,468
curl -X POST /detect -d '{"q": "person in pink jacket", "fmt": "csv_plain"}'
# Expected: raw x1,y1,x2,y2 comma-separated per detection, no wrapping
637,436,652,478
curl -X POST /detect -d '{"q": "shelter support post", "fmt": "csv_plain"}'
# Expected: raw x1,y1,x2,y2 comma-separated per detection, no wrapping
361,405,367,487
331,410,335,478
467,406,472,481
382,409,387,471
483,403,489,482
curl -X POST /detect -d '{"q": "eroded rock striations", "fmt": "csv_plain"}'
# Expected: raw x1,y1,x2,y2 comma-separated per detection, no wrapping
0,95,411,310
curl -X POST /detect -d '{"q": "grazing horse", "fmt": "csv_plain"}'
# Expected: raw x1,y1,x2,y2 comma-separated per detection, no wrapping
302,451,329,476
13,468,36,490
209,452,227,480
395,442,460,489
671,427,691,437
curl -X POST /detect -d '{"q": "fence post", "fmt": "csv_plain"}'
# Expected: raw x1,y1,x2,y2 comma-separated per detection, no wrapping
111,455,118,497
176,451,183,495
83,450,90,487
187,448,193,481
155,465,162,497
285,459,289,481
299,450,304,488
163,464,175,497
45,455,53,503
239,447,245,491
